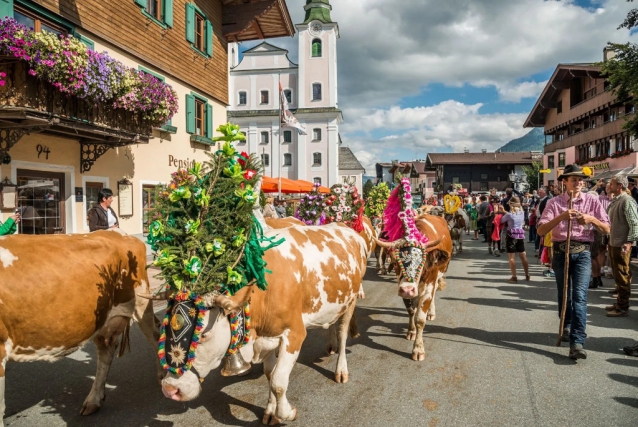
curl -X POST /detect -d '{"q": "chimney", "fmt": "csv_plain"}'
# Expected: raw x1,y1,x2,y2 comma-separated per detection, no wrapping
603,46,616,62
481,149,487,153
464,147,469,153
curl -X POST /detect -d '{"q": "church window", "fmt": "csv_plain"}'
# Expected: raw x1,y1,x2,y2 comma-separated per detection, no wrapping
313,128,322,141
312,38,322,57
260,90,269,104
261,131,269,144
261,154,270,167
283,153,292,166
314,177,322,185
312,83,322,101
238,91,247,106
284,89,292,104
283,130,292,143
313,152,322,166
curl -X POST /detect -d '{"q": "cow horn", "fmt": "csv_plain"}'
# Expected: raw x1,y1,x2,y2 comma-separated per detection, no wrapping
137,291,171,300
373,237,407,249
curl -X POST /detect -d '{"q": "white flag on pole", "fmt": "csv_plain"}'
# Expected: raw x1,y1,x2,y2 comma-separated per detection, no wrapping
280,83,307,135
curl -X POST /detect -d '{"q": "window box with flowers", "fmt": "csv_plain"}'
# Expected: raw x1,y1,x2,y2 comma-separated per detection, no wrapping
0,18,178,138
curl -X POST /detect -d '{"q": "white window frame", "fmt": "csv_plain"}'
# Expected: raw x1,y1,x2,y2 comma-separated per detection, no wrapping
238,91,247,106
261,153,270,167
260,131,269,144
283,153,292,167
284,88,293,104
312,152,322,167
283,130,292,144
311,82,322,101
82,175,110,231
260,90,269,105
313,177,322,185
313,128,322,141
139,179,164,235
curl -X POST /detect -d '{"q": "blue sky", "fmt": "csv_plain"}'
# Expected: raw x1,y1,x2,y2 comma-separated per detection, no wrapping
244,0,638,172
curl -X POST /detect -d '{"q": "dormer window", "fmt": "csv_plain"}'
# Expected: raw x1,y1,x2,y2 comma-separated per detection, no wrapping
312,38,322,57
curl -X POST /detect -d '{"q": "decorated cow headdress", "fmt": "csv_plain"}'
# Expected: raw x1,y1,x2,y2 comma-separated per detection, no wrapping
146,123,283,377
325,179,365,232
295,183,328,225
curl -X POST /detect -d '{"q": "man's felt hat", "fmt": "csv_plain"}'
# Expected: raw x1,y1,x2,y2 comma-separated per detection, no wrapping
557,164,588,181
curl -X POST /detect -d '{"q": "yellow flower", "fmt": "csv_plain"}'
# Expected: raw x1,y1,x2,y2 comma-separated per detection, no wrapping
582,167,593,177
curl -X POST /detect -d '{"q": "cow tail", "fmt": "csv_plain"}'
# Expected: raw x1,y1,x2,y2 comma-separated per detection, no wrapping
349,308,360,339
437,276,447,292
118,321,132,358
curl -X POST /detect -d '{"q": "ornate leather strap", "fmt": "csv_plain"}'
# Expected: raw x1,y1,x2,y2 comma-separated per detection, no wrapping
557,242,590,254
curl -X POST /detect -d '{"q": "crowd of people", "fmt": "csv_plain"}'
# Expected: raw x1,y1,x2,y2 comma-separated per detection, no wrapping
460,164,638,360
262,197,289,219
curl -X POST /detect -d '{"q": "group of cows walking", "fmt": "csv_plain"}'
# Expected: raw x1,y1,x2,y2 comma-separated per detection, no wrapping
0,211,453,425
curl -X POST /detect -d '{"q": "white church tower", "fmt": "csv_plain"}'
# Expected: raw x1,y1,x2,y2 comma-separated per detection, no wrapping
228,0,364,191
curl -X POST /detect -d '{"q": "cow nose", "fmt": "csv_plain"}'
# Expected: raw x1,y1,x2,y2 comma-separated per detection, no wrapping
162,384,181,401
399,286,416,298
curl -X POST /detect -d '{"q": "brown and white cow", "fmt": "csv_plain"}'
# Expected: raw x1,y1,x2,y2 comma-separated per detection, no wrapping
159,224,368,424
376,215,452,361
0,230,160,423
265,217,305,229
447,211,467,255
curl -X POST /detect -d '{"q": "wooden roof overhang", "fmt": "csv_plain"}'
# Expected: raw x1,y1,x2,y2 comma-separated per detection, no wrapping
524,64,601,128
222,0,295,42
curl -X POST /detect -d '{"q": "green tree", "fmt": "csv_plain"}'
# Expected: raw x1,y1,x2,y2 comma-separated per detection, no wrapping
600,1,638,138
363,179,374,201
522,162,543,191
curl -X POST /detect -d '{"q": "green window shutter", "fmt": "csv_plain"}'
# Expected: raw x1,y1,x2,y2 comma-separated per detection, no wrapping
134,0,146,7
205,103,213,139
0,0,13,19
163,0,173,28
185,3,195,44
186,94,195,134
79,35,94,50
205,19,213,57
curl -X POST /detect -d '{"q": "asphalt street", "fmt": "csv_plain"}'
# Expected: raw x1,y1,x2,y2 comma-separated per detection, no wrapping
4,238,638,427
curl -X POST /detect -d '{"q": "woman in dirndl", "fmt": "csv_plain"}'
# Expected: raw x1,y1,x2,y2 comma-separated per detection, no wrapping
500,196,530,283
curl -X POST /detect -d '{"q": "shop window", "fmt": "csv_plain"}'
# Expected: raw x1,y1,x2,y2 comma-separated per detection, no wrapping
312,83,322,101
313,128,322,141
238,91,247,106
261,153,270,167
17,170,65,235
260,131,269,144
260,91,269,105
312,152,322,166
283,130,292,143
314,177,322,185
283,153,292,166
14,6,68,36
312,38,322,57
558,152,565,167
134,0,173,28
186,92,212,140
142,185,157,233
185,3,212,57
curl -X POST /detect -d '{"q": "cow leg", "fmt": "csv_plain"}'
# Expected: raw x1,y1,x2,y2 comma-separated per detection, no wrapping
262,350,278,425
403,298,417,340
0,340,10,426
81,315,129,416
334,300,357,384
133,294,162,382
412,284,437,361
459,233,463,254
269,328,306,424
326,324,338,355
427,298,436,321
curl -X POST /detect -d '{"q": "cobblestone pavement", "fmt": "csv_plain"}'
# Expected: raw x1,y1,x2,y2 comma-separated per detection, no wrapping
4,239,638,426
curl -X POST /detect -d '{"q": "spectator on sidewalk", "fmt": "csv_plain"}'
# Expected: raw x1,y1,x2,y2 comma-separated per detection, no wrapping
605,174,638,317
500,197,530,283
275,199,287,218
535,187,549,254
87,188,119,231
590,180,611,289
477,195,490,243
537,164,610,360
262,197,277,219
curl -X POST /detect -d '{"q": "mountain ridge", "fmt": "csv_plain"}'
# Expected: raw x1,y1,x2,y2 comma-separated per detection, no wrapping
498,128,545,152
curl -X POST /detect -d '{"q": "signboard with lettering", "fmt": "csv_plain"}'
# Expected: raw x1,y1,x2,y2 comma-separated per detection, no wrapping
118,179,133,217
168,155,196,170
591,162,610,170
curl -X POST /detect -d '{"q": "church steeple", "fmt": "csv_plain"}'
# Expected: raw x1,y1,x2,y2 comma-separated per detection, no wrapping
303,0,333,24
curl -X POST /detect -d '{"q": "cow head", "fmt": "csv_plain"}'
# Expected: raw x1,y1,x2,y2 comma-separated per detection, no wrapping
154,289,252,402
374,237,443,298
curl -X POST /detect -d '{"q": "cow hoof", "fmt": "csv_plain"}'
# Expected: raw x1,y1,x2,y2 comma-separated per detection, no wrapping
426,313,436,321
263,413,277,425
335,371,349,383
406,331,417,340
326,344,337,355
411,350,425,361
80,402,101,416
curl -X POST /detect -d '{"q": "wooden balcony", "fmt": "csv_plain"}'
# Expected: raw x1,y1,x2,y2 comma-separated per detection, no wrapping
0,59,152,172
544,118,630,153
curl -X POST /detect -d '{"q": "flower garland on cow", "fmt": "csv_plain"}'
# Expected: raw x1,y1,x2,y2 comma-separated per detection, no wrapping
146,123,283,378
295,182,327,225
377,177,440,286
325,181,366,232
366,182,391,220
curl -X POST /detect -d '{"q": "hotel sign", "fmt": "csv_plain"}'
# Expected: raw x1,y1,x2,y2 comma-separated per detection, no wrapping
591,162,610,170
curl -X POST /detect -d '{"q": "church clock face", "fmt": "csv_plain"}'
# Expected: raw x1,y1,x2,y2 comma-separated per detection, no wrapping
310,22,322,35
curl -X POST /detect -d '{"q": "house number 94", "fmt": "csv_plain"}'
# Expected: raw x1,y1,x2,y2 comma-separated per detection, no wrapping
36,144,51,159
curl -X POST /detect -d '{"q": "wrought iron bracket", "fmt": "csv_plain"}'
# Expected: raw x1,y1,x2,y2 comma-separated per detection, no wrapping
0,128,30,160
80,142,112,173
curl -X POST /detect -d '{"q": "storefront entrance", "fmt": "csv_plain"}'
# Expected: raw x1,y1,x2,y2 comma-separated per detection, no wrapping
17,169,66,234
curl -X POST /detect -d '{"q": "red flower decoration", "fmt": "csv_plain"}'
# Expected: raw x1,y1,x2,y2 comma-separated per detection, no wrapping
243,169,256,180
238,152,250,167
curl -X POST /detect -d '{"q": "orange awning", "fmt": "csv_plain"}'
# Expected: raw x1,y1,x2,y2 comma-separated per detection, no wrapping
297,179,331,194
261,177,331,194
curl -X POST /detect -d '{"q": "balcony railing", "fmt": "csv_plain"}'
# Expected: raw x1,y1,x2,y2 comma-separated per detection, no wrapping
544,118,629,152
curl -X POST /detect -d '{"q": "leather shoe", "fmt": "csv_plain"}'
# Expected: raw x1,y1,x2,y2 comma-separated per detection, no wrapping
623,342,638,357
605,304,618,311
569,344,587,360
607,308,629,317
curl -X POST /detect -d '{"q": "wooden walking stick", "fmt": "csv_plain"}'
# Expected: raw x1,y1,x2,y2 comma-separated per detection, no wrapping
557,191,574,347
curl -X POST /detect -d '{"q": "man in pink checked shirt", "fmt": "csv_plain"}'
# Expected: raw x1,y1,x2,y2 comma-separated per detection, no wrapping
537,164,610,361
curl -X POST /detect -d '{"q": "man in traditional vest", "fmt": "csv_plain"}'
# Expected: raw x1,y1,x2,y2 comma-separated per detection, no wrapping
605,174,638,317
537,164,610,360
